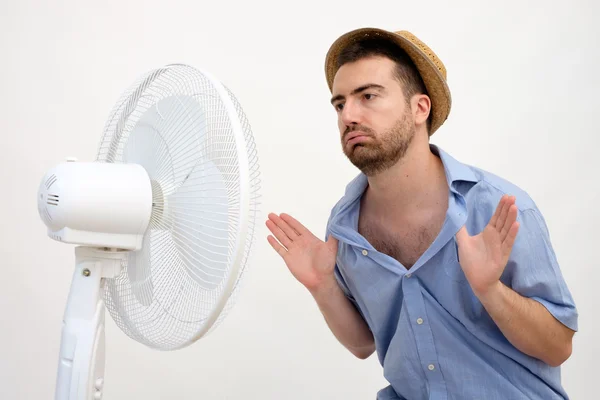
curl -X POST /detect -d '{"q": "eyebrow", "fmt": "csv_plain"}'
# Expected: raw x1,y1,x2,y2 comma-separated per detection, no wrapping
330,83,385,105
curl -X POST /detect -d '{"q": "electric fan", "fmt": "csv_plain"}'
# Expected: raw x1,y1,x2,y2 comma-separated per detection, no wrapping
36,64,261,400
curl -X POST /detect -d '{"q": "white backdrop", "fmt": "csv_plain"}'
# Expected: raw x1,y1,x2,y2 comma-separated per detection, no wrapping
1,1,598,399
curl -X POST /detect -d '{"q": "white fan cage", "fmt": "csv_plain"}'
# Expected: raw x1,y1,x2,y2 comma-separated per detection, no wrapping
96,64,261,350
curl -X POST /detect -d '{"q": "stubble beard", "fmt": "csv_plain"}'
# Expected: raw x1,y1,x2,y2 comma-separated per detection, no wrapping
342,111,415,177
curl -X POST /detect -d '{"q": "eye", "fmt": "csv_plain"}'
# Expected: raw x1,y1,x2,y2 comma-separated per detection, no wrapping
334,103,344,111
364,93,375,100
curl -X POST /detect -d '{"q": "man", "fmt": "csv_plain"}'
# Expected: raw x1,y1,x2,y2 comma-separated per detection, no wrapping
266,27,578,399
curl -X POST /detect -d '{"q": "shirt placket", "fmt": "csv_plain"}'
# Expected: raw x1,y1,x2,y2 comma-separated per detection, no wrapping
402,274,448,399
397,193,466,399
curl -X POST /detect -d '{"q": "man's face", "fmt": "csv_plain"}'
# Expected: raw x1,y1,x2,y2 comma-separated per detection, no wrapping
331,55,415,176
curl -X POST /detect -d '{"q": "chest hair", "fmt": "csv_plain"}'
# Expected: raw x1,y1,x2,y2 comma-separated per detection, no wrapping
358,212,444,269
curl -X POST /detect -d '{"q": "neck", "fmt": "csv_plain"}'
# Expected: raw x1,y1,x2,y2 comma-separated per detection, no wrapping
363,140,448,213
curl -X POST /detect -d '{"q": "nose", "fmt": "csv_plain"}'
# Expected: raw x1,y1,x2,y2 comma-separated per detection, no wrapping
340,99,362,127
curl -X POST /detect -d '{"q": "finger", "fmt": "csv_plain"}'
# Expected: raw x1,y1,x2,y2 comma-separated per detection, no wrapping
495,195,512,231
268,213,299,241
266,219,293,248
490,194,508,228
500,204,518,241
502,221,520,254
498,196,516,234
280,213,310,236
267,235,288,258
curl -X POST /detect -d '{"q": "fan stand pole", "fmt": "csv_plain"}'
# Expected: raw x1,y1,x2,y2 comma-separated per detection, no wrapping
55,246,126,400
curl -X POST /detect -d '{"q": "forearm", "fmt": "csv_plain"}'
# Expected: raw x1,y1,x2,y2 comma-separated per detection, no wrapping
477,281,574,366
310,278,375,359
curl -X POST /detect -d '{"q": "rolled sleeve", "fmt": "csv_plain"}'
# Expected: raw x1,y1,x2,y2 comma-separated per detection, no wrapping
507,208,578,331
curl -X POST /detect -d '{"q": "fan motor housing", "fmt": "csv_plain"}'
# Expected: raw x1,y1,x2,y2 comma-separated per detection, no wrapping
37,160,153,250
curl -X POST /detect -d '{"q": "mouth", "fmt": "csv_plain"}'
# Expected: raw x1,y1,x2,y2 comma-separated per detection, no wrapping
345,131,370,146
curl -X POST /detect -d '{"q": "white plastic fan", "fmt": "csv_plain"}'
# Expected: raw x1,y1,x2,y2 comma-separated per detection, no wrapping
37,64,261,400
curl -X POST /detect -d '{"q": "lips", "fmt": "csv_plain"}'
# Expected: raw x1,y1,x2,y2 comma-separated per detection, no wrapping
345,131,370,145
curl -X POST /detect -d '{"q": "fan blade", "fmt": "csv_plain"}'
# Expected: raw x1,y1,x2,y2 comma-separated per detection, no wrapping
168,159,230,291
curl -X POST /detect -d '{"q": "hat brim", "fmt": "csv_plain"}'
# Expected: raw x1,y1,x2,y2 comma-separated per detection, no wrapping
324,28,451,135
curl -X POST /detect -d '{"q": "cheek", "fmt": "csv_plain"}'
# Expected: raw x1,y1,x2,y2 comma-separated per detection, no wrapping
337,118,345,133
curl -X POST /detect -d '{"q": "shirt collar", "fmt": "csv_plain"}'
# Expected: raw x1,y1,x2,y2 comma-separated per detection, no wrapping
338,144,479,210
432,144,478,188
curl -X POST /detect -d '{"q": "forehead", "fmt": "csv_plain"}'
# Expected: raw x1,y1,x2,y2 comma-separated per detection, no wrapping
331,55,398,94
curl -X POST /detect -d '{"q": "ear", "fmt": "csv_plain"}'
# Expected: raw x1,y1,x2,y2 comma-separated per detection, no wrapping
412,94,431,128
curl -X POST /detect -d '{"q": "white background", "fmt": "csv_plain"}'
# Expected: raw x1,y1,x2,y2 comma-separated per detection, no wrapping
1,1,598,399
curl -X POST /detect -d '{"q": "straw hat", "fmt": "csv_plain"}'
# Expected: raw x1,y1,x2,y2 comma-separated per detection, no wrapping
324,28,451,135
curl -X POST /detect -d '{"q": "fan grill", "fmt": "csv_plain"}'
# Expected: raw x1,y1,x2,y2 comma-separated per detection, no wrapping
97,64,260,350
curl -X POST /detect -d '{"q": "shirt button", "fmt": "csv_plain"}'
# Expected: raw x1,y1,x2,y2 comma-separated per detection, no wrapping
416,318,424,325
362,249,368,256
406,273,412,278
428,364,435,371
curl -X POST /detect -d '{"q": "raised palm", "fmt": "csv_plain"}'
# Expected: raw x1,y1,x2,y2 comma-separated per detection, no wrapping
456,195,520,297
266,213,338,292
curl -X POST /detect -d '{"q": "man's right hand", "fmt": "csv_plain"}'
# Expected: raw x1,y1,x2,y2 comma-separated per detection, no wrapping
266,212,375,359
266,213,339,294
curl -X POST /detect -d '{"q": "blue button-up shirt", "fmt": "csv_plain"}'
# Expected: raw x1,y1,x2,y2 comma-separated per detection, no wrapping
325,145,578,400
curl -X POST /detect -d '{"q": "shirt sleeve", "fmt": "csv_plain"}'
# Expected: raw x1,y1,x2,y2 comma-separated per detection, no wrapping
505,208,578,331
325,220,368,323
334,264,356,303
334,264,369,324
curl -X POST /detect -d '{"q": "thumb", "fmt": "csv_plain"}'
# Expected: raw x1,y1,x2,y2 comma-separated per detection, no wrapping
456,225,470,246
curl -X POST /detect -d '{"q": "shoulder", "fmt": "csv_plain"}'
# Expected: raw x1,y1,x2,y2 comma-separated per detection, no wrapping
436,146,539,218
467,165,536,208
458,163,546,232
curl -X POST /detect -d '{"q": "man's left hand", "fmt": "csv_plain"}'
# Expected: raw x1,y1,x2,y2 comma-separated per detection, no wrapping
456,194,520,298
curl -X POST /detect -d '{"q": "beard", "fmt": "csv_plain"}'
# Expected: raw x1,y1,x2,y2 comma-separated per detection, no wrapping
342,111,415,176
